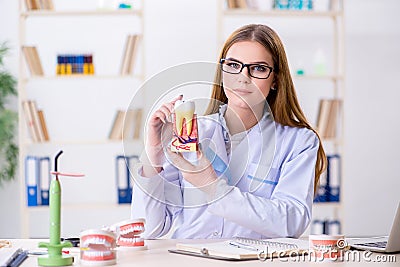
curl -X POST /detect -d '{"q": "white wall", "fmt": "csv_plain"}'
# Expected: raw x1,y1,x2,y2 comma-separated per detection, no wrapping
343,0,400,236
0,0,21,238
0,0,399,238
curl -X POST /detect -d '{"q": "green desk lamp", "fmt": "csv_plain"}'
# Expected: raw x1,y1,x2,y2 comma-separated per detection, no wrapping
38,150,84,266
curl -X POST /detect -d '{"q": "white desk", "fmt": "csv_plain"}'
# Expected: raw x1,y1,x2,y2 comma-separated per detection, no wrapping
7,239,399,266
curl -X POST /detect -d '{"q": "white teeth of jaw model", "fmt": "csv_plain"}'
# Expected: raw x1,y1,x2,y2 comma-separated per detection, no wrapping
174,100,195,136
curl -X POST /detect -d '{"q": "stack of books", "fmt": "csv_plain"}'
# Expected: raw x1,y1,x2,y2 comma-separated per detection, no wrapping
226,0,249,9
22,46,44,76
22,100,49,143
56,54,95,75
120,34,141,75
315,98,342,139
109,108,143,140
25,0,54,11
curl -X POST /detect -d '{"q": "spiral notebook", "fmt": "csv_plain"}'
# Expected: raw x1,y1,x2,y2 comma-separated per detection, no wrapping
169,237,309,261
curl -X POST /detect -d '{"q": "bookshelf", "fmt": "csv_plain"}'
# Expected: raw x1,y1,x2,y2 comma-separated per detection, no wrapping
18,0,145,237
20,9,142,17
217,0,345,235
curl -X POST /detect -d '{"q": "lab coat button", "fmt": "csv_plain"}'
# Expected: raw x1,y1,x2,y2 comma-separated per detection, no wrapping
213,231,219,236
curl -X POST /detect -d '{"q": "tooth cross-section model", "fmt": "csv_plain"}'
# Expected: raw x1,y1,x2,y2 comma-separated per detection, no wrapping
172,100,198,152
174,100,195,136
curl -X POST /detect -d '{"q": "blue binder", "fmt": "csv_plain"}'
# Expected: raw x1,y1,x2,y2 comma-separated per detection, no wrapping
39,157,51,206
25,156,51,206
116,155,139,204
326,154,341,202
314,154,341,203
25,156,40,206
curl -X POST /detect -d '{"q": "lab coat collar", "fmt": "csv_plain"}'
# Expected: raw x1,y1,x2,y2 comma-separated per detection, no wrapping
217,103,271,135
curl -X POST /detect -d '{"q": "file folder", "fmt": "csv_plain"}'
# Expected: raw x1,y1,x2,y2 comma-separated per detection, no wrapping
326,154,341,202
25,156,39,206
116,155,139,204
39,157,51,205
314,154,341,203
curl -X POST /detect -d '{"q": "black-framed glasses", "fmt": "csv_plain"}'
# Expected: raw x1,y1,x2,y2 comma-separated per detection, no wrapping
220,58,274,79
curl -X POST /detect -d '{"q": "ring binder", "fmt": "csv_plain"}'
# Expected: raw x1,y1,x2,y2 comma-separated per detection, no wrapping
25,156,39,206
314,154,341,203
115,155,139,204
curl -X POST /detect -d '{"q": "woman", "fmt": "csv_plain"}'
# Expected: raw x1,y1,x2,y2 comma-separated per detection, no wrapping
131,24,326,239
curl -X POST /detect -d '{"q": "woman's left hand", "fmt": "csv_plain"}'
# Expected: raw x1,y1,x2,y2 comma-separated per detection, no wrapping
166,148,218,191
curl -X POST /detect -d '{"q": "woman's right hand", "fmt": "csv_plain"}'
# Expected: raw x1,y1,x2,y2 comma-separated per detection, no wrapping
141,95,183,175
147,95,183,147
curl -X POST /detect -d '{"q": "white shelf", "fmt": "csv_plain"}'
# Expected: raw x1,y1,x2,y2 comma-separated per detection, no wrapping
322,137,344,144
23,74,145,83
293,74,344,81
23,139,142,146
21,9,142,18
26,203,131,212
223,9,342,18
314,202,341,208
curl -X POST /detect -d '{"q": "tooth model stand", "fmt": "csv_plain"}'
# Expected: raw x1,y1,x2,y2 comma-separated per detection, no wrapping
172,100,198,152
38,150,84,266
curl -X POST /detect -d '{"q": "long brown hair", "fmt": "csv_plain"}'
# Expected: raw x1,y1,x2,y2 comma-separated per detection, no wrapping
205,24,326,195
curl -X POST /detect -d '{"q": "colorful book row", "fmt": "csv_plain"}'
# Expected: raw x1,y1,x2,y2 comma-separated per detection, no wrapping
56,54,95,75
274,0,313,10
226,0,313,10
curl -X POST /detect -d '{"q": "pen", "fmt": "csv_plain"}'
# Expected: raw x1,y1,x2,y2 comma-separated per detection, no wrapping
229,241,259,251
9,250,28,267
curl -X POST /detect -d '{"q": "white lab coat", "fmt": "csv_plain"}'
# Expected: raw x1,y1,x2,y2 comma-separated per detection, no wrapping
131,105,318,239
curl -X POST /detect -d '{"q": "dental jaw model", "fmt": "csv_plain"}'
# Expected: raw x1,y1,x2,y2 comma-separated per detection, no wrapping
172,100,198,152
116,219,147,250
78,219,145,265
80,229,117,266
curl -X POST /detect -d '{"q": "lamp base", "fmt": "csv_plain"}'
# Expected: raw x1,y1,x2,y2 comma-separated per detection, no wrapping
38,254,74,266
38,241,73,266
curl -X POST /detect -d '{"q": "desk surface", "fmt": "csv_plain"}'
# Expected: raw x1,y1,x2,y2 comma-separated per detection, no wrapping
6,239,399,266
